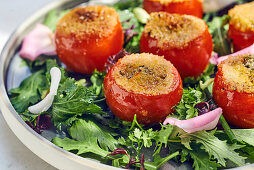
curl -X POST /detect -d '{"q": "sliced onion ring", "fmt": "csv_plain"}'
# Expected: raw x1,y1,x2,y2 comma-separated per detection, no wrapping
163,108,223,133
28,67,61,114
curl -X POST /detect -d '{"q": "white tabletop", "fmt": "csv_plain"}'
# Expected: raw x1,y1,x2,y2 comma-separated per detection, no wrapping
0,0,57,169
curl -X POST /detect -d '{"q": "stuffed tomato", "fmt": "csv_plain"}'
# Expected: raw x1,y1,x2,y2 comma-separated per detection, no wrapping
55,6,124,74
228,2,254,51
143,0,203,18
140,12,213,78
103,53,183,125
213,54,254,128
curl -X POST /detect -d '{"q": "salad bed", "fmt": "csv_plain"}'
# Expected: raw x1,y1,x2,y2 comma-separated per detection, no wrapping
8,0,254,169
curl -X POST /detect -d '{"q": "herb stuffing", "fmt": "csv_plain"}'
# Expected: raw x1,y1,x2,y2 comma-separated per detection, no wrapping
8,0,254,169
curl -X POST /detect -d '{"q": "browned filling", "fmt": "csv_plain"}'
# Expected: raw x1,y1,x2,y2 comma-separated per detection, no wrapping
56,6,119,39
229,1,254,32
244,56,254,70
221,54,254,93
143,12,206,49
113,53,176,95
76,11,98,22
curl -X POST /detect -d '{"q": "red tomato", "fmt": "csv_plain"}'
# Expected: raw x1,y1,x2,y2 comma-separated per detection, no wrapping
140,12,213,78
143,0,203,18
103,53,183,125
213,54,254,128
228,24,254,52
228,2,254,51
55,6,124,74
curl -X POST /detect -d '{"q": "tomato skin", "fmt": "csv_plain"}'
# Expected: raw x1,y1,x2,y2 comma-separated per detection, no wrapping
143,0,203,18
103,57,183,125
55,6,124,74
228,24,254,51
140,28,213,78
213,67,254,128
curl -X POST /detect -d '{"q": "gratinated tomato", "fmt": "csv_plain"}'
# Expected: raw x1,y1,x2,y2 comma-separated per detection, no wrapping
55,6,124,74
143,0,203,18
140,12,213,79
213,54,254,128
103,53,183,125
228,2,254,51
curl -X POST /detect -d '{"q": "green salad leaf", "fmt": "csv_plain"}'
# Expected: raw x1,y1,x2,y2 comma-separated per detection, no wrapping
188,149,221,170
43,9,70,31
90,70,106,97
175,87,205,120
113,0,142,11
232,129,254,146
154,124,174,155
9,70,49,113
51,78,104,130
208,15,232,56
53,118,118,157
144,152,180,170
180,130,246,167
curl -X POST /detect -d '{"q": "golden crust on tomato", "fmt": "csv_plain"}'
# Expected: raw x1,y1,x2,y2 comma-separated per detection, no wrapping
229,1,254,32
113,53,177,95
143,12,206,49
220,54,254,93
56,6,119,39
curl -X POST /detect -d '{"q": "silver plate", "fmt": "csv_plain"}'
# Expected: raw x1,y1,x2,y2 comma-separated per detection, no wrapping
0,1,120,170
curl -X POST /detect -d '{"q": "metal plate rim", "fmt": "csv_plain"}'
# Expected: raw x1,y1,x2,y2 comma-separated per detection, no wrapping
0,0,120,169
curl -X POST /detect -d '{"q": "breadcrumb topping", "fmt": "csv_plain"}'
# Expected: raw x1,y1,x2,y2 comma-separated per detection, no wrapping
56,6,119,39
143,12,206,49
229,1,254,32
113,53,176,95
221,54,254,93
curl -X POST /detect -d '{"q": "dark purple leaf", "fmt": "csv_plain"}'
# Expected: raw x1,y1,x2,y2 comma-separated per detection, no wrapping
126,155,145,169
195,102,210,115
105,49,130,72
106,148,145,169
124,24,138,46
140,154,145,170
195,99,218,115
26,121,41,134
106,148,130,158
210,104,217,111
37,114,52,130
125,157,137,169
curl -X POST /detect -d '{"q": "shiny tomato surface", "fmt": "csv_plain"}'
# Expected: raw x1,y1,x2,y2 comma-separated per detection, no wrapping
213,56,254,128
140,13,213,78
55,6,124,74
228,24,254,51
227,1,254,51
103,53,183,125
143,0,203,18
